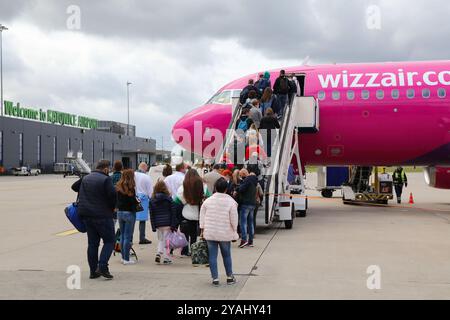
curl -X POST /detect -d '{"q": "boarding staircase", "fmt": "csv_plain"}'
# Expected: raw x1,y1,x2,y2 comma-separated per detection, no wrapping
215,95,319,228
66,151,92,175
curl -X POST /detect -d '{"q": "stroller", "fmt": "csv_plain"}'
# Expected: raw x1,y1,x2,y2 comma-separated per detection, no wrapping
113,228,138,261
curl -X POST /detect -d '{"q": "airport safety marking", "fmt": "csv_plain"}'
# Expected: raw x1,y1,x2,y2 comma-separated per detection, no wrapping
55,229,79,236
268,193,450,213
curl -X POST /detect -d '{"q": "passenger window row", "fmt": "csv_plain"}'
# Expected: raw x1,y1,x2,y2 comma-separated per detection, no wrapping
318,88,447,101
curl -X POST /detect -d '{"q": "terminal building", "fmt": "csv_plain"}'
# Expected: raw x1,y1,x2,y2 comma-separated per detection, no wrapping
0,100,157,173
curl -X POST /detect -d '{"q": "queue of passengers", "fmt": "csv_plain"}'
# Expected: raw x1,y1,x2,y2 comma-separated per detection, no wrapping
71,158,266,286
240,69,300,120
233,69,302,165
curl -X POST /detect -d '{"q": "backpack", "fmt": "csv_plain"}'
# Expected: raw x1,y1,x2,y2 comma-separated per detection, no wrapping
279,77,289,93
239,88,249,104
258,79,270,92
237,118,249,132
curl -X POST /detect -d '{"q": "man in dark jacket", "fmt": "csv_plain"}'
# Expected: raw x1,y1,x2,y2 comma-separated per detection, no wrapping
259,107,280,157
71,160,117,280
273,70,290,118
239,79,260,105
236,169,258,248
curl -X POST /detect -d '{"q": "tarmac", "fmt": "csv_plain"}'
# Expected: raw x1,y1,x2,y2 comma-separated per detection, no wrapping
0,172,449,300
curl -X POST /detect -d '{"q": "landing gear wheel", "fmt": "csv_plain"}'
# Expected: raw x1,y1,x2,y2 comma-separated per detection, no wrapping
321,189,333,198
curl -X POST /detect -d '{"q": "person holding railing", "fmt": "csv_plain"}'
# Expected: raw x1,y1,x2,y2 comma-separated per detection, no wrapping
259,108,280,158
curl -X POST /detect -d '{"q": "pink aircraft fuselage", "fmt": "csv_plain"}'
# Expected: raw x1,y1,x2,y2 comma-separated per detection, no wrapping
173,60,450,167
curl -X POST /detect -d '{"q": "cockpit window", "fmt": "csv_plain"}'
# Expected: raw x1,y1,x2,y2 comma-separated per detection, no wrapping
207,90,232,105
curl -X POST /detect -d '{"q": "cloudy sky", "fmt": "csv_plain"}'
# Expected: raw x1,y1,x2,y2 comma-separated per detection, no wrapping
1,0,449,150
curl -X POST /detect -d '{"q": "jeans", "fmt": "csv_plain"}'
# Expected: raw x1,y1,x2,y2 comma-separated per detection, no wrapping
180,220,198,255
207,241,233,280
277,94,288,118
240,205,255,242
117,211,136,261
83,218,115,273
139,221,146,242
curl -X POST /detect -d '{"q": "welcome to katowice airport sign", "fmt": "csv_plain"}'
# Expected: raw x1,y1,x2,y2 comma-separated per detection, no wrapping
3,100,98,129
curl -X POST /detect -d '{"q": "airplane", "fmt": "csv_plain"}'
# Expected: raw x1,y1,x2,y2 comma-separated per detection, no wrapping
172,60,450,190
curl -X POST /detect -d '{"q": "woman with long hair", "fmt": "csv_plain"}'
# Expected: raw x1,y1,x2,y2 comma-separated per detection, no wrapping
111,160,123,186
174,169,210,256
260,87,279,116
116,169,138,265
162,164,173,178
149,180,178,265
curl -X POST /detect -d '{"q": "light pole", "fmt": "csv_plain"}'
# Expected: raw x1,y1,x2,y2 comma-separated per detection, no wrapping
126,81,132,135
0,24,8,117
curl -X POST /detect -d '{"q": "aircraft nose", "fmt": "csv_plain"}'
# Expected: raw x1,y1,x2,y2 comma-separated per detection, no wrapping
172,103,232,155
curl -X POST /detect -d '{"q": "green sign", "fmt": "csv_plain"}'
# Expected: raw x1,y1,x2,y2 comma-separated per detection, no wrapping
3,100,98,129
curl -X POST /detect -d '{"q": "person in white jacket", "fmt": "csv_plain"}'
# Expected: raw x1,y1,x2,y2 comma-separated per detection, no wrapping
135,162,153,245
164,162,186,196
200,178,239,286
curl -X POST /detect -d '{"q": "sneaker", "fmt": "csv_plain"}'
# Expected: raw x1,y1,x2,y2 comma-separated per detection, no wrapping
239,240,248,248
163,258,173,265
212,279,220,286
247,241,254,247
155,254,161,264
227,276,236,285
139,239,152,245
97,268,114,280
122,260,136,265
89,271,101,279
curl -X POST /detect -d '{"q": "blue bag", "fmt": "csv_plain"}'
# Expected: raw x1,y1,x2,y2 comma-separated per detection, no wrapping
64,202,87,233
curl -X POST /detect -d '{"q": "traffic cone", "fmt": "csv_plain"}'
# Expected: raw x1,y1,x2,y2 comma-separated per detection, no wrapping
409,193,414,204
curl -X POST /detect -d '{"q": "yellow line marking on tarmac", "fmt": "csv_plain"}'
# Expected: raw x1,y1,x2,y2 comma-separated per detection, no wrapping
55,229,79,236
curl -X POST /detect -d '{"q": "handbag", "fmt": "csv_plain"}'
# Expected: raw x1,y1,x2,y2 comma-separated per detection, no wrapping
64,202,87,233
182,204,199,221
166,231,189,249
135,196,144,212
191,238,209,265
